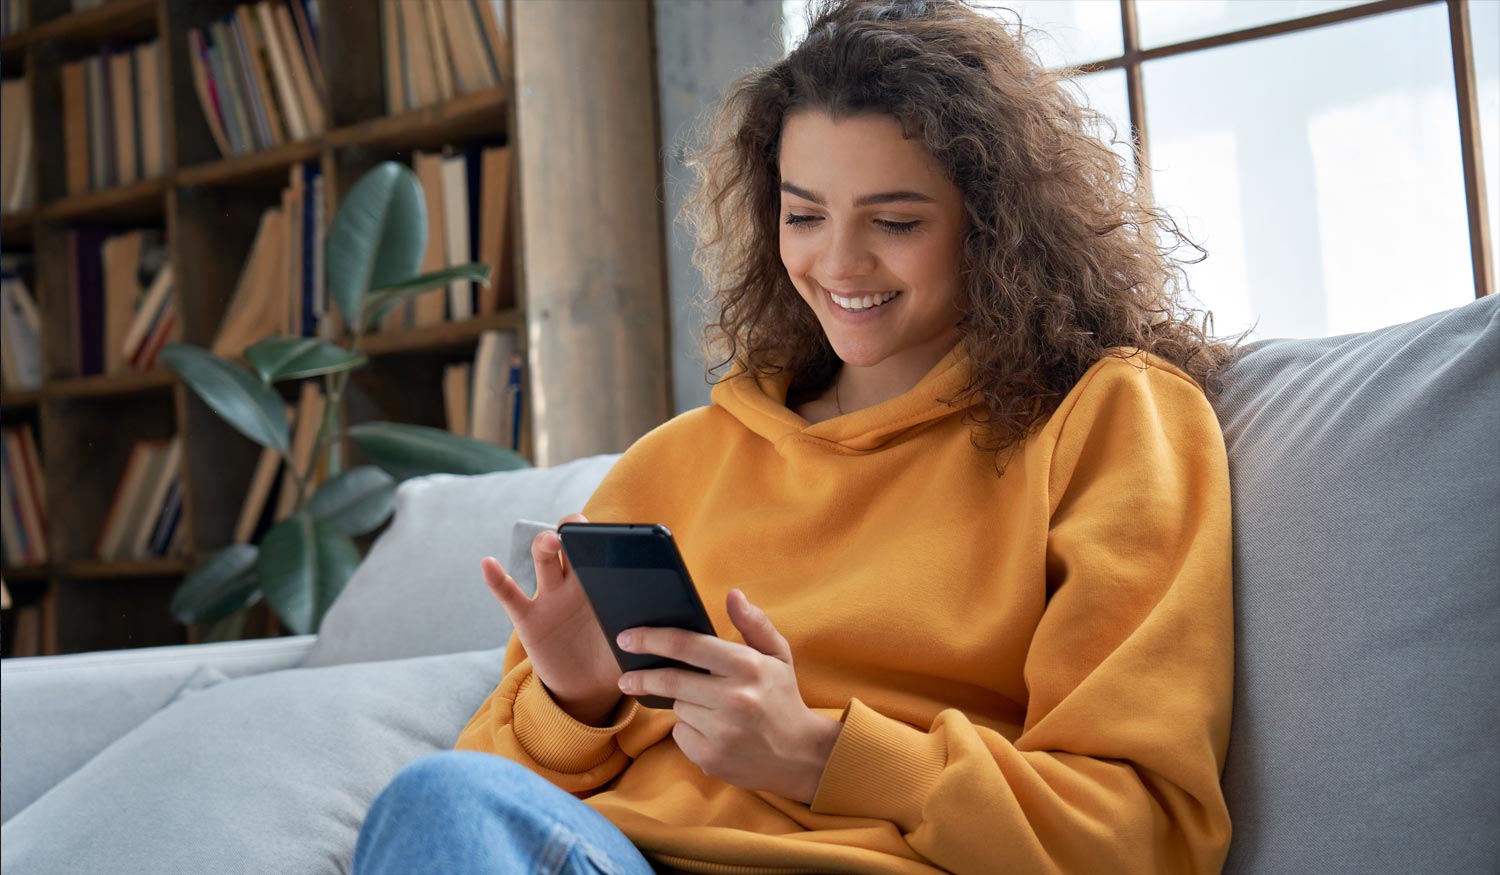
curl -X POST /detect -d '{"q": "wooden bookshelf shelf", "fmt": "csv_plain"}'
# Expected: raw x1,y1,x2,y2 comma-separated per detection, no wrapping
1,565,49,581
40,175,168,223
44,368,175,400
0,1,668,657
362,311,521,356
1,387,41,409
2,210,35,243
24,0,157,47
176,139,324,189
60,557,187,578
327,86,510,153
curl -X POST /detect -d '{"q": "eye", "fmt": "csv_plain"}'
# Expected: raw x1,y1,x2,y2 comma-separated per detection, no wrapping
878,220,921,235
784,213,821,228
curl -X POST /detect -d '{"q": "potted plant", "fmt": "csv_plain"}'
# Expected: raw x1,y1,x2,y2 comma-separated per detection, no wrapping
163,161,526,640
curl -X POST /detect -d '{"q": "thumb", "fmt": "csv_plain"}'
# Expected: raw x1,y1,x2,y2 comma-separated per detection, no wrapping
728,589,793,664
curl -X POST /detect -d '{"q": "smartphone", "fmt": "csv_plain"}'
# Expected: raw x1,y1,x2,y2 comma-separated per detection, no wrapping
556,522,719,709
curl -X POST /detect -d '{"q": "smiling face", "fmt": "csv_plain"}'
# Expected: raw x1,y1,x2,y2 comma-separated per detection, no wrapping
777,110,967,390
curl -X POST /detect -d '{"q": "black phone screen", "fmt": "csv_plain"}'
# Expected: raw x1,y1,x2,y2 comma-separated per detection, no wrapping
556,523,718,709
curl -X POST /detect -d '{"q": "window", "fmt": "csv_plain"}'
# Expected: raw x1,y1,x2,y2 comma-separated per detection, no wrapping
781,0,1498,341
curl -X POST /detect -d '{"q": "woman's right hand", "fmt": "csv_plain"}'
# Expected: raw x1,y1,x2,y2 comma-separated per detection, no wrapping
481,513,624,726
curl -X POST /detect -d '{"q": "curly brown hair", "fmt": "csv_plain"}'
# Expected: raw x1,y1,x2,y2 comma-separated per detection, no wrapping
683,0,1248,466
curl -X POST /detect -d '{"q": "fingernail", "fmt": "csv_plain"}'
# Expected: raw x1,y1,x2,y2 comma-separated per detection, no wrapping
617,631,634,649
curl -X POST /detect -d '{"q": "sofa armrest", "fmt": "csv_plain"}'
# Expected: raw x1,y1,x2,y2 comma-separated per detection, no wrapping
1,634,317,824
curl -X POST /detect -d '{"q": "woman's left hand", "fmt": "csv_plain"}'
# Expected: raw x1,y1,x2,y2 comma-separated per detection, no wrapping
616,588,844,805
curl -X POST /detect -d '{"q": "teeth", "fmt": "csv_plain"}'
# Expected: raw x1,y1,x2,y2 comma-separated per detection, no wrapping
831,290,900,311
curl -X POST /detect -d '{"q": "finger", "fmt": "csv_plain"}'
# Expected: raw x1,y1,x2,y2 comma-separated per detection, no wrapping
727,589,794,664
480,557,528,615
619,666,721,708
618,627,752,678
550,513,587,576
530,529,566,592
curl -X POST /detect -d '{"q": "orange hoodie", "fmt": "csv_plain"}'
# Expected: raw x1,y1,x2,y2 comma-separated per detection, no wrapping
455,344,1234,874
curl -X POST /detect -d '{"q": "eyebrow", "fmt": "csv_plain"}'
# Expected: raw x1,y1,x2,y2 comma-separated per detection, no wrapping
779,181,937,208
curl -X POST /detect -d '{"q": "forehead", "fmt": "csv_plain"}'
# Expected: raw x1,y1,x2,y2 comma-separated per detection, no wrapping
777,111,953,198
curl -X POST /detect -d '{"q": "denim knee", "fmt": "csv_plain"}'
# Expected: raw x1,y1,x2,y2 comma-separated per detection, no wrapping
375,750,531,814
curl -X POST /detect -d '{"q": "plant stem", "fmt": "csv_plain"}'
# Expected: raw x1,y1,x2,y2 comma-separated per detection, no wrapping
295,320,365,513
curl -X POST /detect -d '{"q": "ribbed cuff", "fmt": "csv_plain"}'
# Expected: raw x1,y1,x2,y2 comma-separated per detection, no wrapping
512,671,639,773
809,697,947,832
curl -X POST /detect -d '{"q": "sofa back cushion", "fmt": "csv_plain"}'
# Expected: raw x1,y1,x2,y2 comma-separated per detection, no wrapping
1211,294,1499,873
301,454,622,668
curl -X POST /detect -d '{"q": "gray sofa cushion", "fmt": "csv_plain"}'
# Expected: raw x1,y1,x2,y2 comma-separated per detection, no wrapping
0,635,316,824
1212,294,1500,873
301,453,621,668
0,647,505,875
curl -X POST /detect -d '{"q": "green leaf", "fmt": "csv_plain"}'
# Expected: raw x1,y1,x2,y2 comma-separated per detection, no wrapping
171,544,261,625
244,336,367,384
258,513,361,635
349,422,529,481
326,162,427,327
307,466,397,536
162,344,290,453
361,263,493,330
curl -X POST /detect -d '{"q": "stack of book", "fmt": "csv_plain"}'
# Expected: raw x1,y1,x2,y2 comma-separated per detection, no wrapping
377,144,512,331
443,329,524,452
1,267,42,391
0,425,46,567
64,228,175,377
2,77,35,214
380,0,507,115
1,0,26,37
188,0,327,158
212,163,329,357
59,40,167,195
96,436,184,561
233,381,326,544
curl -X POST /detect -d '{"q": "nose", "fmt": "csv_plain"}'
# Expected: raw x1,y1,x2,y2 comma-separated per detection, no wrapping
817,223,877,282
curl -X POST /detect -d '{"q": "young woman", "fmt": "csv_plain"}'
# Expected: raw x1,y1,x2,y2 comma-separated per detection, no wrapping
353,1,1242,872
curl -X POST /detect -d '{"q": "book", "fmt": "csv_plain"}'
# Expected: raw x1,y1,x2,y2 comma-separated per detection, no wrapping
443,363,472,437
124,436,181,559
102,230,144,373
381,0,404,115
438,0,489,95
188,29,233,157
403,0,438,109
441,153,472,320
1,429,45,565
234,406,293,543
96,440,162,559
1,77,35,213
412,150,449,325
422,1,455,102
135,41,165,177
122,262,175,365
61,60,90,194
109,49,138,184
472,0,507,85
0,274,42,390
274,381,326,520
274,3,325,135
506,350,524,451
212,207,288,358
237,5,286,146
0,440,28,565
257,1,307,142
478,145,511,312
470,330,516,445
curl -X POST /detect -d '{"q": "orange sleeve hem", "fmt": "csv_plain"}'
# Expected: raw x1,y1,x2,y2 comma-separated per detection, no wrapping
809,697,947,832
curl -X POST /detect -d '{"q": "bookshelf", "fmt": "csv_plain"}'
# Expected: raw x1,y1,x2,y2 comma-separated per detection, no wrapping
0,0,672,657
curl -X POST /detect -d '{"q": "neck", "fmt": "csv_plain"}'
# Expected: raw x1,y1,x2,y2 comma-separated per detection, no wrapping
834,333,961,413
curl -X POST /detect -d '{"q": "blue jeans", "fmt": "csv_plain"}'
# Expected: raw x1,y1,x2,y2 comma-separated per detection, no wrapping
353,750,661,875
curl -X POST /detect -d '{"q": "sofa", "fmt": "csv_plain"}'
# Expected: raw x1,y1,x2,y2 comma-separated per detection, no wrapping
3,294,1496,874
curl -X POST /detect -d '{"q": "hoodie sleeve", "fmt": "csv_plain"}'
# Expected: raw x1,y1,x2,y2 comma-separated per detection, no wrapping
808,357,1235,875
452,445,670,794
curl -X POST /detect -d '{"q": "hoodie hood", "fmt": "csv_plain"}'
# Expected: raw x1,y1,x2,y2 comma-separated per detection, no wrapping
710,343,974,453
